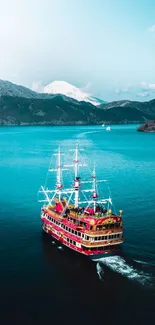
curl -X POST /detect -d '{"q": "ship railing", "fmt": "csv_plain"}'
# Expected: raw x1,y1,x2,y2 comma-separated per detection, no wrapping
70,211,108,218
86,227,123,235
81,238,123,247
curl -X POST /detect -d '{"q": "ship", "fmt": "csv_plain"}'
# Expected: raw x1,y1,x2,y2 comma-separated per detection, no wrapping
38,142,124,259
106,126,111,131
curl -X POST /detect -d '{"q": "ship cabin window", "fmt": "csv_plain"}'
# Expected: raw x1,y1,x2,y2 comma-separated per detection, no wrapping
75,231,77,235
85,235,89,240
91,234,121,240
78,232,81,237
73,241,76,245
79,221,87,228
90,226,93,230
116,223,120,228
67,238,69,242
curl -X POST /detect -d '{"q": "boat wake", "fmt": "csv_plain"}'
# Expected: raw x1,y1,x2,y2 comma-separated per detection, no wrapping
57,246,63,250
96,262,104,280
96,256,151,285
77,130,100,138
134,259,154,266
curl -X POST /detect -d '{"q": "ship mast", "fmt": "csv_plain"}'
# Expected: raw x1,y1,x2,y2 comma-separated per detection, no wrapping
73,142,80,208
56,146,63,201
91,163,98,213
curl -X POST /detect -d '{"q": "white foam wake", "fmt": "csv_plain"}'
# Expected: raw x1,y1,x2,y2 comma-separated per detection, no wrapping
96,262,104,280
57,246,63,250
77,130,99,138
134,259,149,265
96,256,151,284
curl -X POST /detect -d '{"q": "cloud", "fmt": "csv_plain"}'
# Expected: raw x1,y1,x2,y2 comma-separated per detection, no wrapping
148,25,155,37
81,82,92,94
140,81,155,91
148,25,155,33
137,81,155,98
137,91,149,97
114,85,131,95
32,80,44,93
114,81,155,99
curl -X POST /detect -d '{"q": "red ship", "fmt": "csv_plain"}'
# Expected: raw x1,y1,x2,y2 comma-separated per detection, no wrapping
38,143,123,259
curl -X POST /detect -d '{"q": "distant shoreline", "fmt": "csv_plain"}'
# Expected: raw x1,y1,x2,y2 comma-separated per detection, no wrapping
0,122,141,127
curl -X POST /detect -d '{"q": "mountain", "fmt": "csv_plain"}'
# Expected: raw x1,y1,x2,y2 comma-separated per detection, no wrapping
0,79,60,100
0,95,102,125
100,99,155,116
0,79,40,99
0,94,155,126
0,79,155,126
43,81,106,106
0,79,106,105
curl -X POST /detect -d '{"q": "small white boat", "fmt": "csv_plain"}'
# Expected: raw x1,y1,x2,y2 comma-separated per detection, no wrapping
106,126,111,131
102,124,105,127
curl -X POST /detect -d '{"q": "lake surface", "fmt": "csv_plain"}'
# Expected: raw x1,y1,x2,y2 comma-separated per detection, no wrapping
0,125,155,325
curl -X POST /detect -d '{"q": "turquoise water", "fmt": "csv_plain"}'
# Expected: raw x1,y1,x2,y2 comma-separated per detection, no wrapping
0,125,155,324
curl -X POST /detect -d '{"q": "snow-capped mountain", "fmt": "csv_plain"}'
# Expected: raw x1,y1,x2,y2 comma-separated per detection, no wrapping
0,79,106,106
43,81,105,106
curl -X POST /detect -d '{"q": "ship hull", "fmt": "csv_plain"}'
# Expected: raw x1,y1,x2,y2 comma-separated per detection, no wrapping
42,225,121,260
89,252,117,260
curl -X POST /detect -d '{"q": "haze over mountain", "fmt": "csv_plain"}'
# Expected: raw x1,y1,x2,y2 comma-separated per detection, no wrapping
0,79,39,99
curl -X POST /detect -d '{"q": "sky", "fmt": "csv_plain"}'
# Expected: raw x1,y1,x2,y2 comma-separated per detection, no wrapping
0,0,155,101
